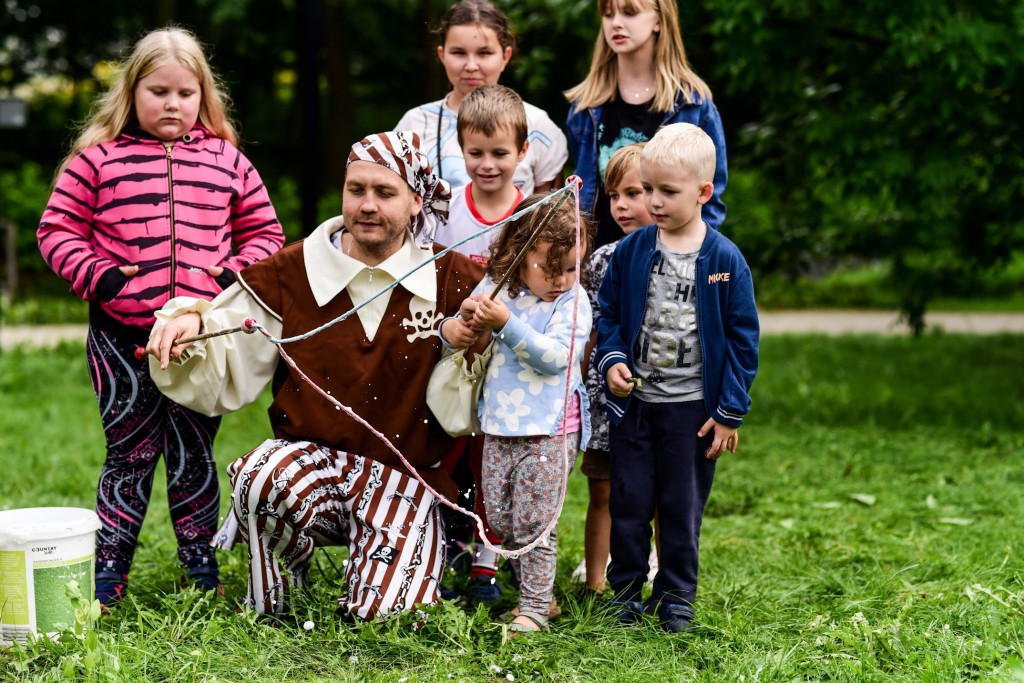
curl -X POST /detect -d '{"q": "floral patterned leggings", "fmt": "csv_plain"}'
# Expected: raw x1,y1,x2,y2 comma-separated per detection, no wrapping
481,432,579,615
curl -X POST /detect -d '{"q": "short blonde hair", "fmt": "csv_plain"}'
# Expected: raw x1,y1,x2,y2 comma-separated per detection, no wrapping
456,84,528,149
641,123,715,183
603,142,646,191
57,27,237,177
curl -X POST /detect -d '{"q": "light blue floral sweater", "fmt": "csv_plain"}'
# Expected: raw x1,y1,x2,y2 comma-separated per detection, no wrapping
470,275,592,448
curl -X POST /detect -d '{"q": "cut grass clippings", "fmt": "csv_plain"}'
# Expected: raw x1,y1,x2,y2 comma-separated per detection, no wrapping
1,335,1023,681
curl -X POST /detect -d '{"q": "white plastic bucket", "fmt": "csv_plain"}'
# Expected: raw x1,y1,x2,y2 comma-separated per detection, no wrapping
0,507,100,646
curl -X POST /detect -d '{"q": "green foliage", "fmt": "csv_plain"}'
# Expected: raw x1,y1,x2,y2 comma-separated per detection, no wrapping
6,580,114,681
264,175,344,241
0,161,52,273
2,337,1024,680
756,253,1024,311
5,1,1024,319
702,0,1024,330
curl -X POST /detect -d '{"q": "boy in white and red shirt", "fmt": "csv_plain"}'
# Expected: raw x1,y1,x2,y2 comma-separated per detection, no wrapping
433,84,531,604
434,84,528,266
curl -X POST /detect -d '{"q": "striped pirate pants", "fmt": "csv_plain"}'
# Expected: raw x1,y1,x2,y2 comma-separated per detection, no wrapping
218,439,445,620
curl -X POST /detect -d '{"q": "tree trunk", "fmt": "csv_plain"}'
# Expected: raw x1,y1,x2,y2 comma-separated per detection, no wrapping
324,0,353,194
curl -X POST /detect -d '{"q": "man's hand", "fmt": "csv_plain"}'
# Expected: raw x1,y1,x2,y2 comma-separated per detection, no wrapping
146,312,202,370
441,317,479,349
473,296,511,330
606,362,635,397
698,418,739,460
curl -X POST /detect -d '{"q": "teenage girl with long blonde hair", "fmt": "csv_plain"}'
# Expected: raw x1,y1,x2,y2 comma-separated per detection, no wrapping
565,0,727,248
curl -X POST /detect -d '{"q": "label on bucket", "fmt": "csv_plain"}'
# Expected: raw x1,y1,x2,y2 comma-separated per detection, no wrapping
1,550,31,642
1,552,95,644
34,556,94,635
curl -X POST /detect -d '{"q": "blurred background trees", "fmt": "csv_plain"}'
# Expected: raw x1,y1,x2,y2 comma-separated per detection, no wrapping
1,0,1022,329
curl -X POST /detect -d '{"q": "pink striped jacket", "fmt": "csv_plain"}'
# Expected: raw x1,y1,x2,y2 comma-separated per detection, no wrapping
38,125,285,329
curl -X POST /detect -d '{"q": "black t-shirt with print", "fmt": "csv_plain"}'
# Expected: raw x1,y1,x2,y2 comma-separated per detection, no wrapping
594,96,663,248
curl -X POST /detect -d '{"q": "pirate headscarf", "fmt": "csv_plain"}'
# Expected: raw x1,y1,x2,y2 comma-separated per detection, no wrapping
346,130,451,247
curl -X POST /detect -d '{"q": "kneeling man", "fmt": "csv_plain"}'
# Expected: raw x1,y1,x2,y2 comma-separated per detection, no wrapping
147,132,483,619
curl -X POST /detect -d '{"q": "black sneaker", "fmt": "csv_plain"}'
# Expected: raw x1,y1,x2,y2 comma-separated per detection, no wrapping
605,598,643,625
438,583,462,601
183,556,221,593
95,560,129,607
463,575,502,606
645,599,694,633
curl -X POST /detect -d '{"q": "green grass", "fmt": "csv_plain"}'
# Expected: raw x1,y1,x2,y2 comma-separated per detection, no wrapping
2,335,1024,681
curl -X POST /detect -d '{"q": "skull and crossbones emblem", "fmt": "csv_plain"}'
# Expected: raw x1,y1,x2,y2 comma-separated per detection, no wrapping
401,299,443,342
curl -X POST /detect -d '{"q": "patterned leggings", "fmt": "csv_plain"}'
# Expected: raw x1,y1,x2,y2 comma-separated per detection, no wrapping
481,432,579,615
214,439,446,620
87,323,221,570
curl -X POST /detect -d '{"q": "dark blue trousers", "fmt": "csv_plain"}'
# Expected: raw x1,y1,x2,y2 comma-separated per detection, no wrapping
608,399,715,605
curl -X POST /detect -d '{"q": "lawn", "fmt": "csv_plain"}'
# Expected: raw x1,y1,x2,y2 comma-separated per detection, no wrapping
1,334,1023,681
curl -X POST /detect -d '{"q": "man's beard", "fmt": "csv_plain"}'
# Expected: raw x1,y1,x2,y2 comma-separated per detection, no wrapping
347,215,409,257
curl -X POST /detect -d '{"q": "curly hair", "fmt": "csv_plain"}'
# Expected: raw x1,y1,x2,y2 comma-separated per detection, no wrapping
485,192,594,298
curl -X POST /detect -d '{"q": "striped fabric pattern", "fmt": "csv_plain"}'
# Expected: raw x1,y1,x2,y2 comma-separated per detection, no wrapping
38,126,284,328
218,439,446,620
347,130,450,246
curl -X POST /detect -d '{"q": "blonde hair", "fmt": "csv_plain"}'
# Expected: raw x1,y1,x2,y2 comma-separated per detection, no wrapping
603,141,646,191
56,27,237,176
641,122,715,183
456,84,528,149
564,0,712,112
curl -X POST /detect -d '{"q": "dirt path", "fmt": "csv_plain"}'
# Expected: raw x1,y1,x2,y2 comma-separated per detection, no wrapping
2,310,1024,351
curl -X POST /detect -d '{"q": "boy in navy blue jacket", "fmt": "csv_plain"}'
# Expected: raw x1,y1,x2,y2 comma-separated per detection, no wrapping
595,123,759,633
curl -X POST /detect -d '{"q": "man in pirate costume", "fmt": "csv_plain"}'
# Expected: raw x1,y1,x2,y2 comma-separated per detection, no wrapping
147,131,483,619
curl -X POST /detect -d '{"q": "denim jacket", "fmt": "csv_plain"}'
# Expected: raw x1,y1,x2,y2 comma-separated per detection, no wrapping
566,90,728,231
595,225,758,427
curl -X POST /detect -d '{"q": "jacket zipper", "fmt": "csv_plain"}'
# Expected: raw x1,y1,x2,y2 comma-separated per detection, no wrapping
164,142,177,299
588,108,599,197
694,248,710,418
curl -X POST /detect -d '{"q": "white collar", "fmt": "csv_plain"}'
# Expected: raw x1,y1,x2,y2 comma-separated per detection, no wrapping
303,217,438,307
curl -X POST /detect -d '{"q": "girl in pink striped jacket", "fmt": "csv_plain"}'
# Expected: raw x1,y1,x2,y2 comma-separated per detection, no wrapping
37,27,285,606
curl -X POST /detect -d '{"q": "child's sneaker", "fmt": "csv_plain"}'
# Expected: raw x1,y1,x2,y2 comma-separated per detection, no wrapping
571,558,588,584
95,560,129,608
438,583,461,601
605,598,643,625
183,556,221,593
645,599,694,633
463,575,502,606
646,547,659,584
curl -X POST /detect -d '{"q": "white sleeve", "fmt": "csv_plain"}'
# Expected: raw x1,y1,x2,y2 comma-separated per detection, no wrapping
396,106,431,144
527,107,569,186
148,284,283,416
